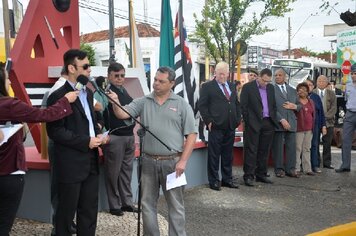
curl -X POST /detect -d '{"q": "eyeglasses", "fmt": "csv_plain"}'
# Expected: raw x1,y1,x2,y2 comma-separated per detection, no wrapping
114,74,125,78
73,63,91,70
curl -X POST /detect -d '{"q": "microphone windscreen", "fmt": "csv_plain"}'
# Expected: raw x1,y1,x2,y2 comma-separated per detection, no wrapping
105,83,111,92
77,75,89,85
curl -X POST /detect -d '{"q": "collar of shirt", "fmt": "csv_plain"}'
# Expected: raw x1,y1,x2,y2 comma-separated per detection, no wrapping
277,83,286,89
256,79,266,89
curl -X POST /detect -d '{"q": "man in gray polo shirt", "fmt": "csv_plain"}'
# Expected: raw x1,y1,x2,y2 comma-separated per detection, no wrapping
336,64,356,173
109,66,197,236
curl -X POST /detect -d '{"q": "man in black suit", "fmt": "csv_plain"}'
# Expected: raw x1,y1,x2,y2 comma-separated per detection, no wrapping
240,68,278,186
47,49,108,236
198,61,241,191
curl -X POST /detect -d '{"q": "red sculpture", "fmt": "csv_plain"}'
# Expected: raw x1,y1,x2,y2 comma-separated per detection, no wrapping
9,0,79,152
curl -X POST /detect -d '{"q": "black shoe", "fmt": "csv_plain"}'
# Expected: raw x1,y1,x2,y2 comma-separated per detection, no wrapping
256,176,273,184
335,168,351,173
70,221,76,234
121,205,140,213
221,181,239,189
110,209,124,216
209,182,221,191
323,165,334,169
51,221,76,235
244,178,254,187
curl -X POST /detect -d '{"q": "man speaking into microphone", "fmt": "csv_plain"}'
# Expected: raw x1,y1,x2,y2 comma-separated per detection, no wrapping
101,62,139,216
47,49,108,236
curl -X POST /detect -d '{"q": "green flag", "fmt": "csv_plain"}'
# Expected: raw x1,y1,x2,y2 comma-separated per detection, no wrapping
159,0,174,68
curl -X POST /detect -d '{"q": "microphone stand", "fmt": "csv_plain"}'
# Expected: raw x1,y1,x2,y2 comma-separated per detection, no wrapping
92,82,174,236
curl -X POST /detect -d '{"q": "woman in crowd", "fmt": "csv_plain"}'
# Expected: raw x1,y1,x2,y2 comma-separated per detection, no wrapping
305,79,326,173
295,82,315,176
0,66,78,236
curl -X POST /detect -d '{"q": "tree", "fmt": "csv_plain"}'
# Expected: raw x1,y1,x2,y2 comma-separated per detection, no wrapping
192,0,296,77
80,42,96,66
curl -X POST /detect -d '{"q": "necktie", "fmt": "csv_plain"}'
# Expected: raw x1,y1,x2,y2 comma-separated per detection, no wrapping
222,83,230,100
320,90,324,99
281,85,287,97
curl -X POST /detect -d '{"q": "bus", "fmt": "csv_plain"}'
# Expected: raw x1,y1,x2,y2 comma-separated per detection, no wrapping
270,58,342,88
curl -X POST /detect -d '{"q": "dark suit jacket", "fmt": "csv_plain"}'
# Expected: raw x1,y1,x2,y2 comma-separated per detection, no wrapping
274,83,300,132
198,79,241,130
240,80,278,132
47,81,100,183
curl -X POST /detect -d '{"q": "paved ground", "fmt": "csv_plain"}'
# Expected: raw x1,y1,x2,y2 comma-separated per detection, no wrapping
158,147,356,236
11,146,356,236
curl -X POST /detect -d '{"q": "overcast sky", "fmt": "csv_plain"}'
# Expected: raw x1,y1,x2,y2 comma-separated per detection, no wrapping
16,0,356,53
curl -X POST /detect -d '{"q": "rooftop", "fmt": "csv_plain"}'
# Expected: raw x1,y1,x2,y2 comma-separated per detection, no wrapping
80,23,160,43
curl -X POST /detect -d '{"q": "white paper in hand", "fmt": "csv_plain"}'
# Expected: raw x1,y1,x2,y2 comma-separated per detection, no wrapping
166,171,187,191
0,124,23,146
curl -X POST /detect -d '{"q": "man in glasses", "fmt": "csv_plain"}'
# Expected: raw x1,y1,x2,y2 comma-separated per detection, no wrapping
240,68,278,186
47,49,108,235
336,64,356,173
102,62,138,216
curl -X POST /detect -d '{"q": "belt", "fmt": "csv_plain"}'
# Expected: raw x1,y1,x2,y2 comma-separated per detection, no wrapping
145,153,181,161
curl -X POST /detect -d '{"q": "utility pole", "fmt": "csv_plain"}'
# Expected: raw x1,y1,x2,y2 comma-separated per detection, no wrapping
288,17,291,59
204,0,209,81
108,0,116,63
128,0,133,67
2,0,11,58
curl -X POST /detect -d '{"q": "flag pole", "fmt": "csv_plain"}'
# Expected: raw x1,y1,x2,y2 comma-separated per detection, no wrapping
128,0,133,67
108,0,116,63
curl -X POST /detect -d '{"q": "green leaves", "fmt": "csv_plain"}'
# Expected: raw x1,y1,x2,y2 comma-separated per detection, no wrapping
80,43,96,66
191,0,295,71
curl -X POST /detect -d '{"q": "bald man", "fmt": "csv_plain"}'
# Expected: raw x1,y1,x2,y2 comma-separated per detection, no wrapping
314,75,337,169
272,69,301,178
199,61,241,191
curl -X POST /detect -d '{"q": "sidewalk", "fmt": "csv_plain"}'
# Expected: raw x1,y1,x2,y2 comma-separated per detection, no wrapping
11,147,356,236
11,212,168,235
159,147,356,236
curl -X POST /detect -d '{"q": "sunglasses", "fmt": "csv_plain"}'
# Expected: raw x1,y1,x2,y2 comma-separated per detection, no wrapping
114,74,125,78
73,63,91,70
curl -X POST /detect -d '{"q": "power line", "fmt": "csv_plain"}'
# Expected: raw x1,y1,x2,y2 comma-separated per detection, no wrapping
79,0,197,32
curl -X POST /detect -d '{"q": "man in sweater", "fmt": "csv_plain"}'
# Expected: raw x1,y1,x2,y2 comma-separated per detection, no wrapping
103,62,138,216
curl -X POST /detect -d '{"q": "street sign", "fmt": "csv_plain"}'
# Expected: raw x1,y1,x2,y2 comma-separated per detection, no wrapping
342,60,351,75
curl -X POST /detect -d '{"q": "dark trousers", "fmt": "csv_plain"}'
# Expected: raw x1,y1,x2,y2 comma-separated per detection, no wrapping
310,126,321,170
322,127,334,167
0,175,24,236
48,139,58,226
272,131,296,174
243,118,275,180
207,128,235,185
55,173,98,236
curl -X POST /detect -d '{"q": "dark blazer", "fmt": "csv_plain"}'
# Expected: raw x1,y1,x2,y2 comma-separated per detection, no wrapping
274,83,300,132
198,79,241,130
240,80,278,132
47,81,100,183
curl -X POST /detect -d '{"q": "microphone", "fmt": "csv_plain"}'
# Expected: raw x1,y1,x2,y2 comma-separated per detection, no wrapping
75,74,89,90
88,76,100,91
105,83,111,93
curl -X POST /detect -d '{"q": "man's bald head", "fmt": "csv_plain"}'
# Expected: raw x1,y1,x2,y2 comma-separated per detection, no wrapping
316,75,329,90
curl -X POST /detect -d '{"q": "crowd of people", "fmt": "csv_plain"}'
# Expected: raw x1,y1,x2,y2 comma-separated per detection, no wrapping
1,51,356,236
200,63,356,188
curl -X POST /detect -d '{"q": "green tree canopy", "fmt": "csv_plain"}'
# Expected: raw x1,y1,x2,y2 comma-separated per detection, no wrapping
80,43,96,66
192,0,296,74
